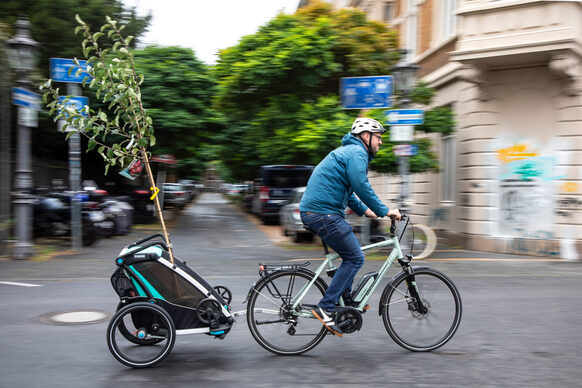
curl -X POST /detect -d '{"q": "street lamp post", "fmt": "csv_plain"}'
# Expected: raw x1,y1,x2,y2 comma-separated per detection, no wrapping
7,17,40,259
391,50,419,212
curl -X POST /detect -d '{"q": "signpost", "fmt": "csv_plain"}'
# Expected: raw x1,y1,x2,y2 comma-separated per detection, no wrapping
13,87,40,127
50,58,92,84
340,75,393,109
385,109,424,210
393,144,419,157
50,57,91,251
385,109,424,125
57,95,89,122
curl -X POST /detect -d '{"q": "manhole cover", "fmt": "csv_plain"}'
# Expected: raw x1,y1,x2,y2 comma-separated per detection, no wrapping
39,310,109,325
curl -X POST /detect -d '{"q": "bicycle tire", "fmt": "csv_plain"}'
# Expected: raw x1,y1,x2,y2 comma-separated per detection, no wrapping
246,269,328,355
107,302,176,368
380,267,462,352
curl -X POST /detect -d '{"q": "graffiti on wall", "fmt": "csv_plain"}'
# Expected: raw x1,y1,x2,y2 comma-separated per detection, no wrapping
509,229,560,256
497,143,561,238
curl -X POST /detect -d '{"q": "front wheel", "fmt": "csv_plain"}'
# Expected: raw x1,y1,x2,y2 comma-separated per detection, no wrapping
246,270,328,355
380,267,462,352
107,302,176,368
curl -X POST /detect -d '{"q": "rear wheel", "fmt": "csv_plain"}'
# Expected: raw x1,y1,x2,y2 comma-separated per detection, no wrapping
247,270,328,355
380,267,462,352
115,302,164,346
107,302,175,368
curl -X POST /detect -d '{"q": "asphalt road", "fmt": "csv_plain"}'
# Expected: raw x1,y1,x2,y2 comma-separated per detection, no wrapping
1,193,581,387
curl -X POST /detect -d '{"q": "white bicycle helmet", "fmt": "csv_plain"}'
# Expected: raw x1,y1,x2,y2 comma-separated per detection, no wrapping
351,118,386,134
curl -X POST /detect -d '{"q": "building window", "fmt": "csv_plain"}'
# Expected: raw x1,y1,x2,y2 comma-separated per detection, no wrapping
441,134,456,202
384,2,394,22
407,0,417,58
442,0,457,40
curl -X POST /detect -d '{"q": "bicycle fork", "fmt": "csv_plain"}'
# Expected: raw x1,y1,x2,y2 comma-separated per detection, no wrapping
399,257,429,315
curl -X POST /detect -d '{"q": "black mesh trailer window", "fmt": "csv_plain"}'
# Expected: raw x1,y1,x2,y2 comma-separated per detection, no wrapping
131,261,207,309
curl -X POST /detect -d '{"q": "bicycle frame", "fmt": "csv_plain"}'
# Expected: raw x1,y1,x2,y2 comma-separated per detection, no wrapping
290,234,405,317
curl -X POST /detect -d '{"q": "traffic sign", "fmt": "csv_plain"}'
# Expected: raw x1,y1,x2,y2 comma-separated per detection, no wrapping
340,75,393,109
12,87,40,110
50,58,92,83
57,96,89,117
393,144,418,157
385,109,424,125
390,125,414,142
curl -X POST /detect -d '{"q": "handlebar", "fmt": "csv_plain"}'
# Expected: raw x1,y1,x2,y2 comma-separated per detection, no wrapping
128,233,166,248
389,214,408,237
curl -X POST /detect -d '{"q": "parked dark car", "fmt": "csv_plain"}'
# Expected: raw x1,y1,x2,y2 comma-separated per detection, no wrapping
161,183,188,210
279,187,314,243
104,181,154,223
178,179,198,201
252,165,314,224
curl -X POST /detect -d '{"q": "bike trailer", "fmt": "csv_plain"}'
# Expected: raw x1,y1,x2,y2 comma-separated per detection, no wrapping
106,233,234,368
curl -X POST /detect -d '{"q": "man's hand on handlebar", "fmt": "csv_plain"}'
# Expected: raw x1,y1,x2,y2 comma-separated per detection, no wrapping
387,208,402,221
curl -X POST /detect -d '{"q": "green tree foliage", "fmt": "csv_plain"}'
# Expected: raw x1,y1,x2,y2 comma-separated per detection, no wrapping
213,1,453,180
0,1,151,171
213,2,400,180
0,0,150,78
133,46,225,179
42,15,176,259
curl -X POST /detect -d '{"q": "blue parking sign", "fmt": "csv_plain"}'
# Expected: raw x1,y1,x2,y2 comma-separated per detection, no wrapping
340,76,393,109
50,58,92,84
58,96,89,117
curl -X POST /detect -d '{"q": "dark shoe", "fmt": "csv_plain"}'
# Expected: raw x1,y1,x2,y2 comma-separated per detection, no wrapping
312,307,343,337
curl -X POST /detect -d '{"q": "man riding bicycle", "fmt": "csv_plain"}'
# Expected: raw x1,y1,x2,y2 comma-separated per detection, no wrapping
299,117,401,337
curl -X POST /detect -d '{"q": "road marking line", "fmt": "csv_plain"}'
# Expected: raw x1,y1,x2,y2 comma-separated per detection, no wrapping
421,258,562,262
0,281,43,287
288,257,562,262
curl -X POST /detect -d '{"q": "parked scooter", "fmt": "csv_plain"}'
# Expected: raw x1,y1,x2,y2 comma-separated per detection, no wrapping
33,195,106,246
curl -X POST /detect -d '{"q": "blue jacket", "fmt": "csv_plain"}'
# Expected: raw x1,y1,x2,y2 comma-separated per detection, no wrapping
299,133,389,218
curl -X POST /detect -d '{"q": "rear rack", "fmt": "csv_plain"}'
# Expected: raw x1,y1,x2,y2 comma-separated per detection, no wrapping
258,262,310,276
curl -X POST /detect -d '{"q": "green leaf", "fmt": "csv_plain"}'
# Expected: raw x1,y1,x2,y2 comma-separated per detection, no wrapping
75,14,85,26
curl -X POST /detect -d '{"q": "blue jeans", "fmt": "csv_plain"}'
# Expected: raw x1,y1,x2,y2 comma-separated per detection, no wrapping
300,212,364,312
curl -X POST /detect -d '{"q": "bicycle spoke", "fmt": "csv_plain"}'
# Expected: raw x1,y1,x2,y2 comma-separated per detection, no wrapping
247,270,328,355
381,268,461,352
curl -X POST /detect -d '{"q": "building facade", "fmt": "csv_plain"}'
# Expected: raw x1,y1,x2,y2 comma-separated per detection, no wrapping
301,0,582,258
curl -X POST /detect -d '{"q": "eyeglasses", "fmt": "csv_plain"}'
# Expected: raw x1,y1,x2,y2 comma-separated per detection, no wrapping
372,134,383,142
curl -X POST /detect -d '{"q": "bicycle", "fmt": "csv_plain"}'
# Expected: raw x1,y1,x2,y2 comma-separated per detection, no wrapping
244,215,462,355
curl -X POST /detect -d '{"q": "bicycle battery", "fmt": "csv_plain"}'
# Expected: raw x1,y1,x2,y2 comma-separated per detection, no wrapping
351,271,378,304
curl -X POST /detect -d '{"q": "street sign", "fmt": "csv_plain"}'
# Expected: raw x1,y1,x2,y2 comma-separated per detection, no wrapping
50,58,92,83
393,144,418,157
385,109,424,125
12,87,40,110
390,125,414,142
340,75,393,109
18,106,38,127
57,96,89,117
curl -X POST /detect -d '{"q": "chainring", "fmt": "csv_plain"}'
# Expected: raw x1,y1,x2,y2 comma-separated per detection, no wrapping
335,307,363,334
